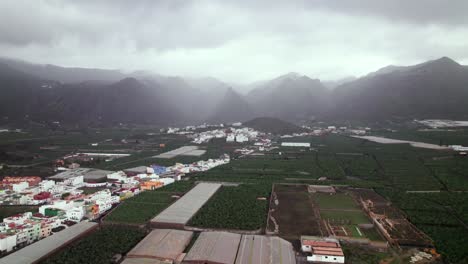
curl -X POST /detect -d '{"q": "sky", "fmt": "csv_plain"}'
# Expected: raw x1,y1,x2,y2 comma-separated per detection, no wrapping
1,0,468,83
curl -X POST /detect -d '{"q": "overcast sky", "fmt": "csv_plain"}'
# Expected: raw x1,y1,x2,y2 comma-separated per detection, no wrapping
1,0,468,83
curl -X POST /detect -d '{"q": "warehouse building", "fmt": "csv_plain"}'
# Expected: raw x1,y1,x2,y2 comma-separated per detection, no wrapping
151,183,221,229
0,221,98,264
49,168,112,183
281,142,311,148
124,229,193,263
236,235,296,264
183,231,241,264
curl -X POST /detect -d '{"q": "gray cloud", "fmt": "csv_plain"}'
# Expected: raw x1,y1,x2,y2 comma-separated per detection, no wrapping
1,0,468,83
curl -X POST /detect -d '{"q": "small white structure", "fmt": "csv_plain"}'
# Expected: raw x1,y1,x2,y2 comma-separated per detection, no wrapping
281,142,311,148
301,236,345,264
236,134,249,143
66,207,85,221
63,176,84,186
450,145,468,152
39,180,55,192
12,182,29,192
0,233,17,252
226,134,235,142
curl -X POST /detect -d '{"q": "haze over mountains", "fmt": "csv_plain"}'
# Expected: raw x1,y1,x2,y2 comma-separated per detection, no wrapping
1,56,468,126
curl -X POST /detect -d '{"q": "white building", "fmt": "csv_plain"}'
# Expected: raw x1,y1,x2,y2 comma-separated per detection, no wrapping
64,175,84,186
12,182,29,192
450,145,468,151
281,142,311,147
39,200,74,215
236,134,249,143
66,207,85,221
226,134,235,142
301,236,345,264
3,212,33,226
39,180,55,192
0,233,17,252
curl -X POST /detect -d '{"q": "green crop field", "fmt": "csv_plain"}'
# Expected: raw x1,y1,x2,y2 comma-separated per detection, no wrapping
41,226,145,264
4,126,468,263
189,184,270,230
320,210,370,225
314,193,359,210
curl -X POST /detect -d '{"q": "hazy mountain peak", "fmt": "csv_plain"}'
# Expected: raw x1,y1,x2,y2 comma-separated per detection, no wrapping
111,77,142,89
425,56,460,67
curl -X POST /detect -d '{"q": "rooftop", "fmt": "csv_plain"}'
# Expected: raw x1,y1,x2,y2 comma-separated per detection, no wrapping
184,231,241,264
126,229,193,261
0,221,98,264
236,235,296,264
151,183,221,226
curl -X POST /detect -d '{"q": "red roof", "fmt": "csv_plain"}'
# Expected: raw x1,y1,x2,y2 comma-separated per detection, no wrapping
302,240,339,248
314,249,344,256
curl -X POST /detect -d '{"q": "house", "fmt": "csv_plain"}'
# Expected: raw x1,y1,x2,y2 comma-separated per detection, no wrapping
0,233,17,252
301,236,345,263
66,207,85,221
12,182,29,192
226,134,235,142
236,134,249,143
39,180,55,192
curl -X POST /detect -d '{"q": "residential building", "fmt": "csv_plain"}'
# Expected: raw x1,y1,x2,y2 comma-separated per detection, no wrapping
301,236,344,264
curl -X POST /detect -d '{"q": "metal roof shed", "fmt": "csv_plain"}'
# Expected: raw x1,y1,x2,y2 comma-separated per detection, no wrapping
0,221,98,264
235,235,296,264
126,229,193,262
151,183,221,228
183,231,241,264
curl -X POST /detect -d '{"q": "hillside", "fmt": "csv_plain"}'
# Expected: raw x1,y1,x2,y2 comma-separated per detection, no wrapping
332,57,468,120
209,88,255,123
244,117,305,135
0,57,126,83
247,73,330,120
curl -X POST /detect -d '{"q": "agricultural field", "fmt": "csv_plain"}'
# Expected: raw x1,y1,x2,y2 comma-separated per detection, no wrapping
41,226,146,264
267,184,327,239
2,125,468,263
104,181,194,225
378,189,468,263
313,192,371,239
375,128,468,147
189,184,270,230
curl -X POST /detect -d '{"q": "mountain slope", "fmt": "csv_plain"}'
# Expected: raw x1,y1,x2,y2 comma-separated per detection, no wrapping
244,117,305,134
209,88,255,123
0,57,126,83
247,73,330,120
332,57,468,119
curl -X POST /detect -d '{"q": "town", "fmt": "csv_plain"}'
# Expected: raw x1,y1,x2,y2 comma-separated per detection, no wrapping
1,118,467,264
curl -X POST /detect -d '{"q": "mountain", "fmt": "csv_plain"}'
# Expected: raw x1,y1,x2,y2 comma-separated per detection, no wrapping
247,73,330,120
209,88,255,123
244,117,305,135
0,57,126,83
332,57,468,120
323,76,357,89
0,68,183,125
2,56,468,125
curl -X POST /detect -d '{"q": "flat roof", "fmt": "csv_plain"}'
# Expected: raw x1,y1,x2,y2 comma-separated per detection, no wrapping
151,183,221,226
123,166,149,173
236,235,296,264
126,229,193,261
49,168,112,180
121,258,170,264
154,146,199,159
184,231,241,264
0,221,98,264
